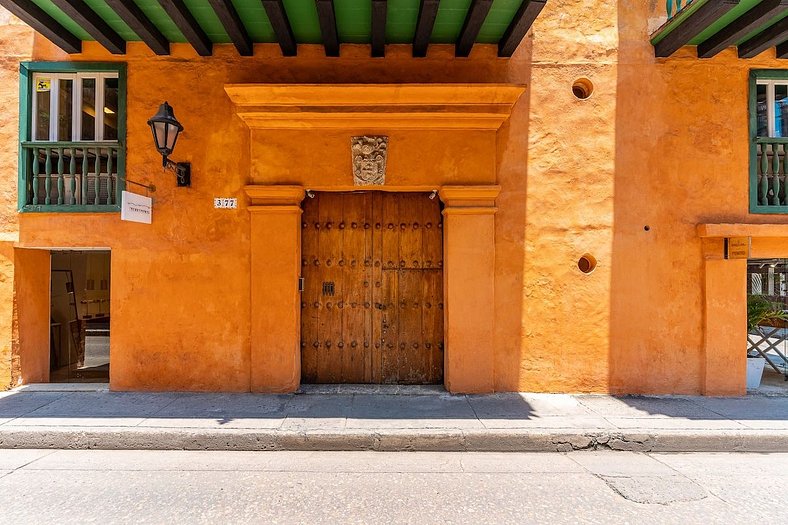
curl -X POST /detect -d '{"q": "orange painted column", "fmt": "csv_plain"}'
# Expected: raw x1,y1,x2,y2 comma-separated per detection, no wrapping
0,243,14,388
439,186,500,394
702,248,747,396
13,248,51,384
245,185,305,393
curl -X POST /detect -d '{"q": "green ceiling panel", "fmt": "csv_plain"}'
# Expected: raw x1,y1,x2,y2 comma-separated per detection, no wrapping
334,0,371,43
130,1,188,43
233,0,276,42
25,0,538,52
386,0,420,43
183,0,231,43
231,0,276,42
432,0,472,43
282,0,322,44
478,0,520,43
83,1,138,40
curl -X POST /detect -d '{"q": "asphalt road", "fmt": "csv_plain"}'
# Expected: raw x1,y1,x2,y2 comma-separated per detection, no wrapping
0,450,785,524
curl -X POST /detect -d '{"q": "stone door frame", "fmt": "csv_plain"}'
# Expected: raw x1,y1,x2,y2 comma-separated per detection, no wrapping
228,83,524,393
245,184,499,393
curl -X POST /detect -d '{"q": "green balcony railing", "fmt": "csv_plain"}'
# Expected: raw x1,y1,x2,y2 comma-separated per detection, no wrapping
666,0,695,19
20,142,124,212
754,138,788,211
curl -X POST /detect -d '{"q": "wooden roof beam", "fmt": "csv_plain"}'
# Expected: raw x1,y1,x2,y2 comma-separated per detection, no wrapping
698,0,788,58
739,15,788,58
51,0,125,54
315,0,339,57
372,0,387,57
208,0,253,56
456,0,493,57
261,0,297,56
654,0,739,58
413,0,439,57
498,0,546,57
105,0,169,55
157,0,213,56
0,0,81,53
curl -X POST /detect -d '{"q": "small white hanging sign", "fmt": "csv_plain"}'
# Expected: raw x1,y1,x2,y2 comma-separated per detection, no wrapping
121,191,152,224
214,198,238,209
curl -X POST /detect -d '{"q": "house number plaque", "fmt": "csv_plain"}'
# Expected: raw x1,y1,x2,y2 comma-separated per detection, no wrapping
214,198,238,209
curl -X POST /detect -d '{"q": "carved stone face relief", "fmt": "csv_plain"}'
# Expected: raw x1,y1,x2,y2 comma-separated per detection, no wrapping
352,136,388,186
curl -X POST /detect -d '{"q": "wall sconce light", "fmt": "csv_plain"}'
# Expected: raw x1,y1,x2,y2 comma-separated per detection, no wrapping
147,102,191,187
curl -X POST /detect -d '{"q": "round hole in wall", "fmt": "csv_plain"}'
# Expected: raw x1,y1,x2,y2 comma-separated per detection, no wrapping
572,78,594,100
578,254,597,274
644,225,651,232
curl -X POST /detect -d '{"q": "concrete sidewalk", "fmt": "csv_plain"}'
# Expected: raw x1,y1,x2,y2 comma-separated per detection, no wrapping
1,384,787,452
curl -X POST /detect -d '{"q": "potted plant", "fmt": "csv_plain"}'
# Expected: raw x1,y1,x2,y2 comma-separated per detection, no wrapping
747,295,788,389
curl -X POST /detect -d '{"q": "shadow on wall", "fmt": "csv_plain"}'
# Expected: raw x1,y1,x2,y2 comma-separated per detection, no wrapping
493,33,535,391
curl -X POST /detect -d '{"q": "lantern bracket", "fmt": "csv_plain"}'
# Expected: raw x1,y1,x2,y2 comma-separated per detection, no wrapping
163,157,191,187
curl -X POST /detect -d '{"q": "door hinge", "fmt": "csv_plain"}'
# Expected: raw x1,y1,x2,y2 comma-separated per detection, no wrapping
298,277,304,292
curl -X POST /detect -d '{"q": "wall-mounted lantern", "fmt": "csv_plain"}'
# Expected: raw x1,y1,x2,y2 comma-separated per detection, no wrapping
147,102,190,187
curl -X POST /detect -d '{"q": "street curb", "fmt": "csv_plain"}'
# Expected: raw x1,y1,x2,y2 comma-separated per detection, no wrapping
1,427,787,452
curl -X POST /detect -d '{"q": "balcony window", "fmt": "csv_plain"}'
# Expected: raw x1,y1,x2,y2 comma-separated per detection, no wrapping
19,63,126,212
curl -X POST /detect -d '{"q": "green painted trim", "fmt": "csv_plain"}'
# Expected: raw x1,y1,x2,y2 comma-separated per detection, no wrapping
116,63,127,198
650,0,712,46
20,61,126,72
21,205,121,213
18,62,126,214
18,63,31,212
749,68,788,80
747,69,788,214
750,70,760,213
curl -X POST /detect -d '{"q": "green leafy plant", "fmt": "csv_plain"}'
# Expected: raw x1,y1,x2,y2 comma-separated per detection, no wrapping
747,295,788,332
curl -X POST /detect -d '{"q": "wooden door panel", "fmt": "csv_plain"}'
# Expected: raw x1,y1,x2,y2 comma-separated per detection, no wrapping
370,192,385,383
379,192,401,383
318,193,343,383
422,196,444,383
301,192,443,384
301,193,320,383
340,193,371,383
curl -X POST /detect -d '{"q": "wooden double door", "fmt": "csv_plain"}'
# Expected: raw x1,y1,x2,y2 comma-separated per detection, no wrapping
301,192,444,384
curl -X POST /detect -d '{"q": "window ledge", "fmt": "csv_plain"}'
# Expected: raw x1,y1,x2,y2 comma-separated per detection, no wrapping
698,223,788,238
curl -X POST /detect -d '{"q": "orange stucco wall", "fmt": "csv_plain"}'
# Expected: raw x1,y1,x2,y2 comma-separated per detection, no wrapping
13,248,50,383
3,1,788,393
